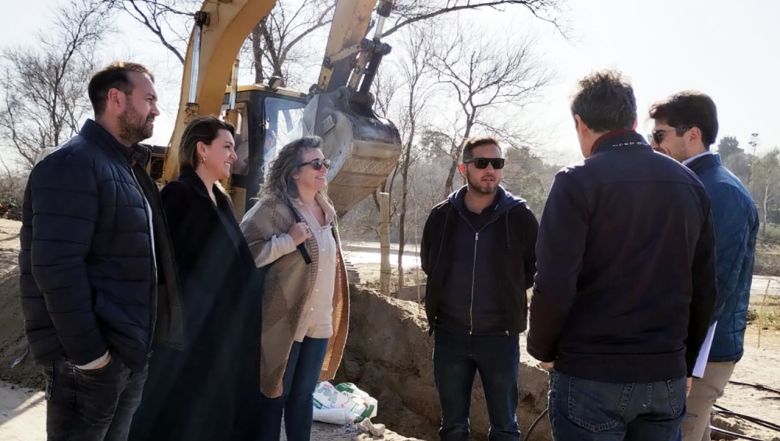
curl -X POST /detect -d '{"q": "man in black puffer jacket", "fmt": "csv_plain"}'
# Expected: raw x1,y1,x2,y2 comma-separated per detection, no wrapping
18,61,184,441
421,136,538,441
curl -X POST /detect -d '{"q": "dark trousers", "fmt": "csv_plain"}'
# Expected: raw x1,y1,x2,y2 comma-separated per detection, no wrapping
548,370,686,441
44,356,148,441
433,328,521,441
258,337,329,441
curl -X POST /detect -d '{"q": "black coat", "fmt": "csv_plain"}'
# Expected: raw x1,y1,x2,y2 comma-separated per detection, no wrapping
528,130,716,382
19,120,184,372
129,168,263,441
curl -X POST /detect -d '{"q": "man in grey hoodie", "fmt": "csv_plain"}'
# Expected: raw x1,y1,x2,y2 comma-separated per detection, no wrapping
421,136,539,441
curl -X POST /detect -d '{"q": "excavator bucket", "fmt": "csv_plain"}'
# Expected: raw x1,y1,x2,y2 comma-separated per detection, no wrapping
303,87,401,216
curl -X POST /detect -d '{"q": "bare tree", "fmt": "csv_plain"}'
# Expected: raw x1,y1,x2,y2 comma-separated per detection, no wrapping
249,2,335,86
429,29,550,196
751,149,780,237
393,27,434,289
0,0,108,169
386,0,562,37
104,0,199,64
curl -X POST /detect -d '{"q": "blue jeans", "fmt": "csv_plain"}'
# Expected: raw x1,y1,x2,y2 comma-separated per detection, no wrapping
258,337,329,441
433,328,520,441
44,356,148,441
548,370,686,441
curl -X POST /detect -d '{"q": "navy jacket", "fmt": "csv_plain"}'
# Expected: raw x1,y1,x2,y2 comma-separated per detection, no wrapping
528,130,717,382
19,120,184,372
687,153,758,362
421,185,538,335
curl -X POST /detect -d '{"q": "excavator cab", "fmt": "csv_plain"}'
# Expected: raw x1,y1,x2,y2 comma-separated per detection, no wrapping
221,86,308,215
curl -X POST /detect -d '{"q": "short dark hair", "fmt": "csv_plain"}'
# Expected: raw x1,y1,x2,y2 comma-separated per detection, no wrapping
462,136,502,162
179,116,236,172
571,70,636,133
88,62,154,116
649,92,718,147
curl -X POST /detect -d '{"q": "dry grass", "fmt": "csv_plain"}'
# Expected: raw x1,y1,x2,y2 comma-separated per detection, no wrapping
746,277,780,350
748,295,780,330
749,276,780,330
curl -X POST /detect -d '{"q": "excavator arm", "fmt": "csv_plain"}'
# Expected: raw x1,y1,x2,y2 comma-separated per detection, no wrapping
305,0,400,215
163,0,277,182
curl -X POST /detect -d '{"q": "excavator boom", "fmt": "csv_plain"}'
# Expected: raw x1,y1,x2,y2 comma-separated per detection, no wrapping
163,0,277,182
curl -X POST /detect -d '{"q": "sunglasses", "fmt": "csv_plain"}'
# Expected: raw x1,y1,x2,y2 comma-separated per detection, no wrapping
298,158,331,170
649,126,691,145
464,157,505,169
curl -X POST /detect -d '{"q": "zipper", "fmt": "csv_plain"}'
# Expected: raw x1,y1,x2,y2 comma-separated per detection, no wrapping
469,231,479,334
456,201,505,335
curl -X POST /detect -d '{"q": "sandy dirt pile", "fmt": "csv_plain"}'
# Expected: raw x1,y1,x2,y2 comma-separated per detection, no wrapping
0,219,45,390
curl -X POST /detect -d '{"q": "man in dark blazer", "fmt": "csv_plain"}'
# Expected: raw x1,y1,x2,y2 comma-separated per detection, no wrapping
19,61,183,441
528,70,717,441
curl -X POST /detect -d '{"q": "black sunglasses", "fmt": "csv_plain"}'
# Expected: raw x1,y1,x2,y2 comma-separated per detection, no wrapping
464,157,505,169
298,158,331,170
649,126,691,145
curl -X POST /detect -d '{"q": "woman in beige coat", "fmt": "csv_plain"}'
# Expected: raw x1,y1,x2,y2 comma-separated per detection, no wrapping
240,136,349,441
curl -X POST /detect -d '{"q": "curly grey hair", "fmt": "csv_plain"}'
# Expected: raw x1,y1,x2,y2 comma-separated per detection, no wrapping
260,136,325,200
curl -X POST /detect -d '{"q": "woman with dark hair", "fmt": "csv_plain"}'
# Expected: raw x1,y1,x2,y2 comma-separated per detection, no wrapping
129,116,262,441
240,136,350,441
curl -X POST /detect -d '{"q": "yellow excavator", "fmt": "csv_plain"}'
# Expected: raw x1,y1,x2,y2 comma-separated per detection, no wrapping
155,0,401,216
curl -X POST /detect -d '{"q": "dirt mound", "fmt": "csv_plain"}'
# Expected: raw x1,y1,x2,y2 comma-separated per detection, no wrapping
0,220,44,389
0,267,44,389
337,287,552,441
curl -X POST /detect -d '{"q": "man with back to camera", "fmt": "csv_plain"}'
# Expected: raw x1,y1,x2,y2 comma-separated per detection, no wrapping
19,61,184,441
527,70,717,440
421,135,538,441
649,91,759,441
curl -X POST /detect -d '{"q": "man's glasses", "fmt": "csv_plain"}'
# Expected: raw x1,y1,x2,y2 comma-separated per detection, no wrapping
464,157,505,169
298,158,331,170
649,126,690,145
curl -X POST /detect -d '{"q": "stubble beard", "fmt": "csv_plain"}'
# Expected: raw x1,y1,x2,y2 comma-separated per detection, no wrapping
466,174,498,195
118,105,153,145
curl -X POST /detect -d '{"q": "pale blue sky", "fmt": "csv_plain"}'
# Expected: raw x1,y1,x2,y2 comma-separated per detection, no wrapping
2,0,778,165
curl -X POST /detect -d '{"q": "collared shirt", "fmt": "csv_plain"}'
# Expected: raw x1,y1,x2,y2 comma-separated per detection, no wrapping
292,194,337,341
683,150,714,166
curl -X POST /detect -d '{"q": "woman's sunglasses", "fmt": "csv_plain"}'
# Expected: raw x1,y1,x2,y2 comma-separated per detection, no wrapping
298,158,331,170
464,157,505,169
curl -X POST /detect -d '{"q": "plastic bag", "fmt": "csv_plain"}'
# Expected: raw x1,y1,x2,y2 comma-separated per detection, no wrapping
312,381,378,424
